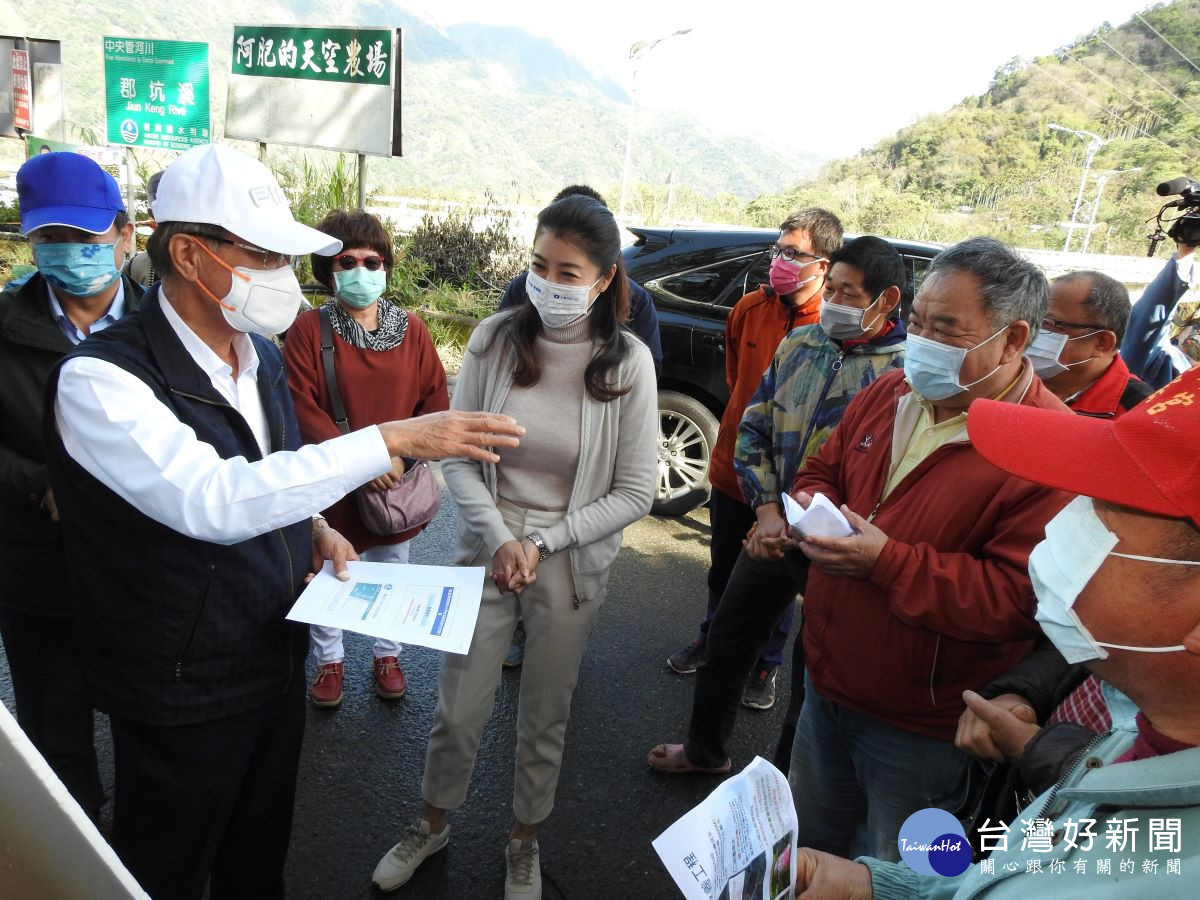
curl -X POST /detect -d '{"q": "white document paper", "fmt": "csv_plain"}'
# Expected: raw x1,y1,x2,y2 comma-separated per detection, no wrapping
781,491,853,539
286,561,485,655
653,757,798,900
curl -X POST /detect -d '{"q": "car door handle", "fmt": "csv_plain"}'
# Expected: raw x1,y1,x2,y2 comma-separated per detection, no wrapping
700,334,725,349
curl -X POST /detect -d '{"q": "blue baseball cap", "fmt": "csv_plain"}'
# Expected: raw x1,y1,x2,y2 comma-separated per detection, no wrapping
16,152,126,236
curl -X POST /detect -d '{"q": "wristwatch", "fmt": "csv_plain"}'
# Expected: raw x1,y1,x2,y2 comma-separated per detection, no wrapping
526,531,551,561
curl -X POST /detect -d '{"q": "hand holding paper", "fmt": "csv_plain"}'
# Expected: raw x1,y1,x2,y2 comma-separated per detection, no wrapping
787,494,890,580
781,491,853,539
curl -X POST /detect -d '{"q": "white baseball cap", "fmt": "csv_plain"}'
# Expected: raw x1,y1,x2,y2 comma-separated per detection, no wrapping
152,144,342,256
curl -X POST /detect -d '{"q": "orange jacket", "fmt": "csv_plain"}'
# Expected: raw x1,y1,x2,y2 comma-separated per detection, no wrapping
708,286,821,499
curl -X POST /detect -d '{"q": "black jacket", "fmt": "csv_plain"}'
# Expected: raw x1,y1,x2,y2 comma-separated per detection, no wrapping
44,288,311,725
0,273,144,614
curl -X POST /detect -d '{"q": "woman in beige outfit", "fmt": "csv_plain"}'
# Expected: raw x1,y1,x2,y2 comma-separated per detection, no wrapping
372,195,658,899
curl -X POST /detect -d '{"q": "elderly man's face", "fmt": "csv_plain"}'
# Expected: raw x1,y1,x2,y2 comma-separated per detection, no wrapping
1076,502,1200,687
1042,278,1111,371
906,268,1029,409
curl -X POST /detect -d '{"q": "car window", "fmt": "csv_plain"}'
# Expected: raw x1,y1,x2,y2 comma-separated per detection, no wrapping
726,252,772,307
651,252,764,306
901,255,933,319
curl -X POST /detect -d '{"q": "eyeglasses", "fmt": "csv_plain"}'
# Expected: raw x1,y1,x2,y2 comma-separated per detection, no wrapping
334,254,385,271
1041,317,1107,334
205,236,297,270
769,245,824,265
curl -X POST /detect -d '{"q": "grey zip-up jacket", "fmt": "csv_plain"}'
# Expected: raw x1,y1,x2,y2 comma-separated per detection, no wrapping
443,312,657,603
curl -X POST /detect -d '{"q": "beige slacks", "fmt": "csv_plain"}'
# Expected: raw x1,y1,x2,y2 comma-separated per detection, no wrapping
421,499,602,825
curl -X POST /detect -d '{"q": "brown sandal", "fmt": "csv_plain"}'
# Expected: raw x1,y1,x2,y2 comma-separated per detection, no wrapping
647,743,732,775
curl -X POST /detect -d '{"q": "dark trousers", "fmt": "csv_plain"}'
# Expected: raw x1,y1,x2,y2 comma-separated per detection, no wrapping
699,489,795,669
0,606,104,819
108,672,306,900
685,548,809,768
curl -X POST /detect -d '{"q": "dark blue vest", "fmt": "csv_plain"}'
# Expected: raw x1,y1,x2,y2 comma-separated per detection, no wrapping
44,288,311,725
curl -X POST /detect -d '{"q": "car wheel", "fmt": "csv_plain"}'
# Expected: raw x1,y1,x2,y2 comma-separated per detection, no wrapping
653,390,719,517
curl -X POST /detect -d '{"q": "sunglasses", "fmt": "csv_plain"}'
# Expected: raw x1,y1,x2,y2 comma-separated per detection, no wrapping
334,254,385,271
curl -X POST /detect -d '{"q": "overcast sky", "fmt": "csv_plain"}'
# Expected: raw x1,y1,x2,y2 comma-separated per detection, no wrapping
423,0,1162,160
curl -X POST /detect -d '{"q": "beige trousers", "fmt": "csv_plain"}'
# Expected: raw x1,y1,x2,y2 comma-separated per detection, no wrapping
421,499,603,825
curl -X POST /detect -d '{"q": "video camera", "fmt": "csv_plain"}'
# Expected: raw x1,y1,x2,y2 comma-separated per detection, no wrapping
1147,176,1200,256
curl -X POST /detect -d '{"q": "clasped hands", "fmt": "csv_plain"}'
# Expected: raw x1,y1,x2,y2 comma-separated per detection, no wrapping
744,492,888,579
492,538,541,594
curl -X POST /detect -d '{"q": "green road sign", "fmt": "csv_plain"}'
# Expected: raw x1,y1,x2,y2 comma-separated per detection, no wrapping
231,26,393,85
104,37,210,151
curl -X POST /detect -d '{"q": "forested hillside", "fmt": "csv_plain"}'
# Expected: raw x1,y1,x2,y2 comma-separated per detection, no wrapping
749,1,1200,255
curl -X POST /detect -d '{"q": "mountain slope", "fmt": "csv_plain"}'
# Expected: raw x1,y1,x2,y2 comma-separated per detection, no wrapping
750,0,1200,255
1,1,818,205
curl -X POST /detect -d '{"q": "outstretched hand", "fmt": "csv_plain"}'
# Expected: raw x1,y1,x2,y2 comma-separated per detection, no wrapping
379,411,524,464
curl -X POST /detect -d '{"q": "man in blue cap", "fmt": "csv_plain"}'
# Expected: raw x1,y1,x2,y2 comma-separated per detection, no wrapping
0,151,141,821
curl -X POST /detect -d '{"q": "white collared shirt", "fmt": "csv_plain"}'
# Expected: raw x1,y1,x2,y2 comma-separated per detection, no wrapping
47,280,127,345
54,290,391,545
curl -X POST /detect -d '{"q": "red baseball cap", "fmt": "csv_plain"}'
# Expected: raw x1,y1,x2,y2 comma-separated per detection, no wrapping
968,367,1200,524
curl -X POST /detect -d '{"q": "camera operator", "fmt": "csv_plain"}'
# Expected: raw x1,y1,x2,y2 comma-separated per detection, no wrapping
1121,180,1200,387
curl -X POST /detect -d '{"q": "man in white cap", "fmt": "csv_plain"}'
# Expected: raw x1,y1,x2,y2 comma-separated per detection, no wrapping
43,143,523,900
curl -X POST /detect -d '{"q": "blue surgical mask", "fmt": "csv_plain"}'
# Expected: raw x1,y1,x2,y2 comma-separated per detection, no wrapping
1026,329,1099,379
334,267,387,309
903,326,1008,401
1030,495,1193,664
33,242,121,298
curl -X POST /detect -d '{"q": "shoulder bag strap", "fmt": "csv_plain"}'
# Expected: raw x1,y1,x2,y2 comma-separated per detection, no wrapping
319,306,351,435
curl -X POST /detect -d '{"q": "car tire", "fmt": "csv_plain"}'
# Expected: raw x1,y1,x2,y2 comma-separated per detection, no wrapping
652,390,719,517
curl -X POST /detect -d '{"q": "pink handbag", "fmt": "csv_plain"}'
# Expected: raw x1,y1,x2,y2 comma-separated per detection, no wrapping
354,461,440,535
320,307,440,535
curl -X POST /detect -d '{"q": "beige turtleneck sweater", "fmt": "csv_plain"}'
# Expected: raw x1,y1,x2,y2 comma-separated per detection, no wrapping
496,317,593,511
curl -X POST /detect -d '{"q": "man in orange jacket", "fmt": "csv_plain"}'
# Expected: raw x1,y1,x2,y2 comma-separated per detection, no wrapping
666,208,842,712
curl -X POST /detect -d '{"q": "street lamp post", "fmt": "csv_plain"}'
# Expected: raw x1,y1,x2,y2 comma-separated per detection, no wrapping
1048,122,1111,253
617,28,691,222
1080,167,1140,254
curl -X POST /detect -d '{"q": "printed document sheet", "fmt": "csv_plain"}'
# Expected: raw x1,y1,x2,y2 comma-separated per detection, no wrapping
287,561,484,655
654,757,797,900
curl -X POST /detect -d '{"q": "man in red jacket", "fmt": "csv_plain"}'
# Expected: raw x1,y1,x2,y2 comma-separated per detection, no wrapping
667,208,842,712
785,237,1071,861
1025,270,1152,415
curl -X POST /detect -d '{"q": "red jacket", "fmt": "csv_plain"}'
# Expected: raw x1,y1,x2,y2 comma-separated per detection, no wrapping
282,306,449,551
709,286,821,500
792,367,1072,741
1067,353,1151,417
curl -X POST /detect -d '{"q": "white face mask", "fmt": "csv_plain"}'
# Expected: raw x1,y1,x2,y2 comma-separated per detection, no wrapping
192,238,305,336
819,293,884,341
525,269,599,328
1030,495,1195,664
1026,329,1100,379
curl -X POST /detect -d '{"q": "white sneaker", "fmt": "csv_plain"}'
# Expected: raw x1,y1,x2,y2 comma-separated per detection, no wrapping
504,838,542,900
372,818,450,892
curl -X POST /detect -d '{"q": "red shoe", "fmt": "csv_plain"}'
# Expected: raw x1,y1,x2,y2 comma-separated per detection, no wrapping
310,661,344,708
373,656,407,699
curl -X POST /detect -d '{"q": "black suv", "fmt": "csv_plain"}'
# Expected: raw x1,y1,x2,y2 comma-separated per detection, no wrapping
623,227,943,515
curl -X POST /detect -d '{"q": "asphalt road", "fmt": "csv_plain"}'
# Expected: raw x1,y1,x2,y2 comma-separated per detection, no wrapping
0,478,798,900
